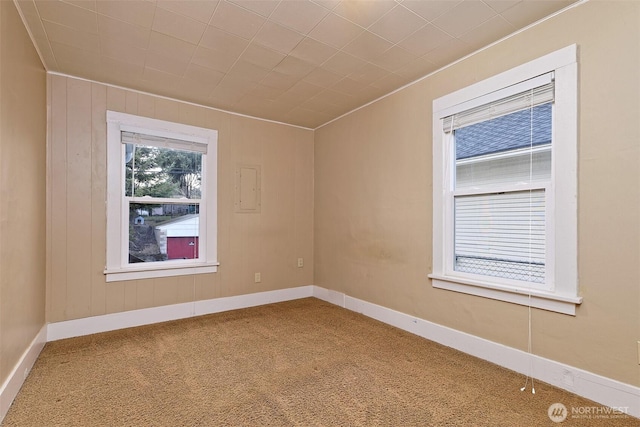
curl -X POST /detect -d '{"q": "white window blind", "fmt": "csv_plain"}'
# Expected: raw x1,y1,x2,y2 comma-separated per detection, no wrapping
454,190,546,283
443,76,554,133
121,131,208,154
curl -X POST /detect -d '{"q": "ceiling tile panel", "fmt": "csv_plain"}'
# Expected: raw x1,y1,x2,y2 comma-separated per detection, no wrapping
270,0,330,34
347,63,389,85
342,31,393,62
99,55,145,83
289,37,338,66
332,0,396,27
370,72,410,91
265,99,297,116
98,14,151,49
321,51,366,76
36,0,98,33
228,60,271,82
401,0,462,22
151,7,207,44
209,85,247,105
284,108,333,128
422,38,472,66
397,23,453,56
500,0,574,27
287,80,324,98
183,63,225,87
148,31,197,62
300,96,337,113
141,67,182,90
191,46,239,73
370,46,417,72
144,51,191,76
235,95,275,113
50,41,100,76
178,78,218,102
216,75,256,91
43,20,100,51
240,43,287,69
303,67,343,88
368,4,427,43
311,0,341,11
431,0,498,38
484,0,522,14
200,26,249,56
100,36,147,67
395,54,438,80
248,84,285,101
311,88,354,108
156,0,220,23
254,21,305,55
62,1,97,12
210,1,266,40
227,0,280,17
275,91,310,109
95,0,156,28
459,15,516,49
261,71,298,91
355,84,386,102
273,56,316,78
331,77,368,97
308,12,364,49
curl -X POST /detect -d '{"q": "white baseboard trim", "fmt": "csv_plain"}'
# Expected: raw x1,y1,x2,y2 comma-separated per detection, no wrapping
312,286,640,419
22,285,640,420
194,285,313,316
48,285,314,342
0,324,47,422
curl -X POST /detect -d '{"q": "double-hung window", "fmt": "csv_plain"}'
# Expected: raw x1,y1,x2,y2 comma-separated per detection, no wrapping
430,45,581,315
105,112,218,282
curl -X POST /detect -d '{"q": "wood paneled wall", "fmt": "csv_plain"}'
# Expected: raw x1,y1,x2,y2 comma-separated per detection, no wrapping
47,75,314,323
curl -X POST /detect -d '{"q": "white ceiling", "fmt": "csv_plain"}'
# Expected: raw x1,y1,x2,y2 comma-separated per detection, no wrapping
16,0,577,128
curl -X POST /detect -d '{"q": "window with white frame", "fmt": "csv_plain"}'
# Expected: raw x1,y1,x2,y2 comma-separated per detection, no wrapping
105,111,218,282
430,45,581,315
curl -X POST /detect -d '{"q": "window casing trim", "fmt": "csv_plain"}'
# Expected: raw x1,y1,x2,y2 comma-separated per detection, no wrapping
105,111,218,282
430,45,580,314
430,276,582,316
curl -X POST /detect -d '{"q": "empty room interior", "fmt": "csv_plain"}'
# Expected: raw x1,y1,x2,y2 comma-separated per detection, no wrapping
0,0,639,424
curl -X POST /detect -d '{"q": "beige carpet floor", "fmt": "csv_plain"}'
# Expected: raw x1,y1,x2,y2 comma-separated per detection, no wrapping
2,298,638,426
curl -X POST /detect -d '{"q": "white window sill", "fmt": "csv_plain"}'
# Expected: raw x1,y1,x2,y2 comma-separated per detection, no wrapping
105,262,219,282
428,274,582,315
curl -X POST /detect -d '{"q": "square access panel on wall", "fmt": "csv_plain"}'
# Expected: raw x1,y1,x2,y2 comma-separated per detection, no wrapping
235,164,261,213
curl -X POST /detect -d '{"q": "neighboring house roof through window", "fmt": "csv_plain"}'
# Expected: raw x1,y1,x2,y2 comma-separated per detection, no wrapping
455,103,552,160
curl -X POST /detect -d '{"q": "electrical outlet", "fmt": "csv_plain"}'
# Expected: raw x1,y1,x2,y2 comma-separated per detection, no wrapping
297,258,304,268
254,272,261,283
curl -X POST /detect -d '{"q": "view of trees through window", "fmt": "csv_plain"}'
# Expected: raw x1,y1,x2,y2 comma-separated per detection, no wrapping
125,143,202,263
125,143,202,199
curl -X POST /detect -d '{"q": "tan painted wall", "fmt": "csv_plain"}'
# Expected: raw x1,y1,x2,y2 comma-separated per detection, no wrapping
315,0,640,387
0,1,47,387
47,75,314,323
